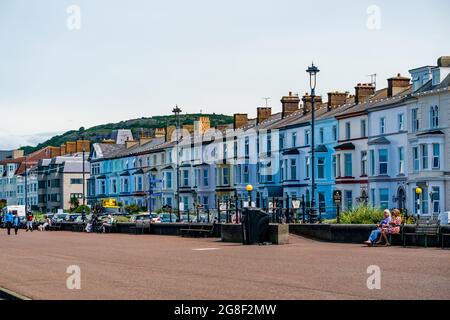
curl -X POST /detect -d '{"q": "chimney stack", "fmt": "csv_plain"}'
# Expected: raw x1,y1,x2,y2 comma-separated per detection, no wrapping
195,116,211,136
438,56,450,67
355,83,376,104
256,107,272,124
281,92,300,118
60,144,67,156
66,141,77,154
165,125,176,142
154,128,166,139
301,93,323,115
387,74,410,97
139,137,152,146
12,150,24,159
327,91,348,111
125,140,138,149
76,140,91,153
233,114,248,130
48,146,61,158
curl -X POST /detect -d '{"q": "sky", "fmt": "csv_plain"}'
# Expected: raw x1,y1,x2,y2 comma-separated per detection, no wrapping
0,0,449,149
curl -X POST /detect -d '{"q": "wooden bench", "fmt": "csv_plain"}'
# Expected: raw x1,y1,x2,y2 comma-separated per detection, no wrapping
403,217,440,248
180,224,214,238
48,222,62,231
72,223,86,232
388,224,404,244
441,228,450,249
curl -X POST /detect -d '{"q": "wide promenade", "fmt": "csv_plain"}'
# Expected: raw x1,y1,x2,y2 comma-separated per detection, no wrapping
0,231,449,300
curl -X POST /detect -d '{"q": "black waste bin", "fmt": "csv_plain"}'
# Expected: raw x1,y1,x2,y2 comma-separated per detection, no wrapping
241,208,271,245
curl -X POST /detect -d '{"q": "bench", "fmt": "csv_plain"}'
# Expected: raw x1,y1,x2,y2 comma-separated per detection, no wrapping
72,223,86,232
388,224,404,245
48,222,62,231
403,217,440,248
180,224,214,238
441,228,450,249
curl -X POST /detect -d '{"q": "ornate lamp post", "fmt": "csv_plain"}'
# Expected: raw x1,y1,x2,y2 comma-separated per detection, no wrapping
306,62,320,223
246,184,253,207
82,147,86,221
415,187,422,218
172,105,182,221
24,156,28,214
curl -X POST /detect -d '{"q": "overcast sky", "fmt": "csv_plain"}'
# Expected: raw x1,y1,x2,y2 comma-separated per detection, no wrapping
1,0,449,149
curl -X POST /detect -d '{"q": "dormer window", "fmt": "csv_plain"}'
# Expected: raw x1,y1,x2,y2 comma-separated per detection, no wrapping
432,69,440,86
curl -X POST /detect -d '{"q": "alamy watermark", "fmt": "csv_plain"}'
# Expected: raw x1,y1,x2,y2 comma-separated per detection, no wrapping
366,5,381,30
66,265,81,290
366,265,381,290
66,5,81,31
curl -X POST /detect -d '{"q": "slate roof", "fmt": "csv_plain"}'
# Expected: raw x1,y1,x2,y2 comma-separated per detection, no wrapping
335,143,355,150
368,136,391,145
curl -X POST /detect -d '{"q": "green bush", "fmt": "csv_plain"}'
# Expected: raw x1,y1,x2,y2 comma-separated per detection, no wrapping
125,204,141,214
73,205,91,214
114,216,130,223
339,205,384,225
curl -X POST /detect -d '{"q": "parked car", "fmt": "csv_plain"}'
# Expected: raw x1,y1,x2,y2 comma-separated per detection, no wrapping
130,214,151,223
150,213,161,223
66,214,82,222
52,213,68,223
180,214,198,223
160,213,178,223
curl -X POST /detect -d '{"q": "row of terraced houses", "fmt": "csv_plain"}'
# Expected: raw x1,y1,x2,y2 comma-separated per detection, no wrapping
86,57,450,219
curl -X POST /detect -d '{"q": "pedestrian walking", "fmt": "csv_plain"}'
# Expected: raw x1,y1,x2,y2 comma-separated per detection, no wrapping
26,212,34,232
12,213,21,235
4,210,13,235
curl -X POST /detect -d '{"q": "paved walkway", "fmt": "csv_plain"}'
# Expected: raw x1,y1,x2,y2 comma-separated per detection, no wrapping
0,231,449,300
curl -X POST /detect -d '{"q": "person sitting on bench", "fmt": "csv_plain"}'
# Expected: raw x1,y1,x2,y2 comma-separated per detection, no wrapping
379,209,402,247
364,209,391,247
38,216,51,231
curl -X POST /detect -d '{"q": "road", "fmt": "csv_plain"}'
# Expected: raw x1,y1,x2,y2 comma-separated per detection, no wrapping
0,231,449,300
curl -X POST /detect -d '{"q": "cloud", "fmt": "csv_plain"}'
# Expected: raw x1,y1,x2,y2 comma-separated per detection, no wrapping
0,132,62,150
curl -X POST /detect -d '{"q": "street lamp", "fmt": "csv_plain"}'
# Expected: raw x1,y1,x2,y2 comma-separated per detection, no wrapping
172,105,182,221
82,147,86,220
306,62,320,223
246,184,253,208
24,156,28,214
415,187,422,218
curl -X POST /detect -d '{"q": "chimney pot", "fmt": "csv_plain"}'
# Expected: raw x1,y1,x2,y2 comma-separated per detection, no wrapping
281,92,300,118
355,83,376,104
233,114,248,130
387,74,410,97
257,107,272,124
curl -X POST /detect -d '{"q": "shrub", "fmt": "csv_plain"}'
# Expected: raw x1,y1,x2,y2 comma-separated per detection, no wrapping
73,205,91,214
114,216,130,223
125,204,141,214
339,205,384,225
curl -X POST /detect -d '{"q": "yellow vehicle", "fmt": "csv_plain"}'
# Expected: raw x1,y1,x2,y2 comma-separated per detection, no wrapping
101,199,121,214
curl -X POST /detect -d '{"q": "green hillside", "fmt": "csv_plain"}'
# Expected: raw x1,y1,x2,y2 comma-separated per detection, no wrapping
21,113,233,154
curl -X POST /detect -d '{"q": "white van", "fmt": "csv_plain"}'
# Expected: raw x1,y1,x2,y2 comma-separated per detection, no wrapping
4,205,26,217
